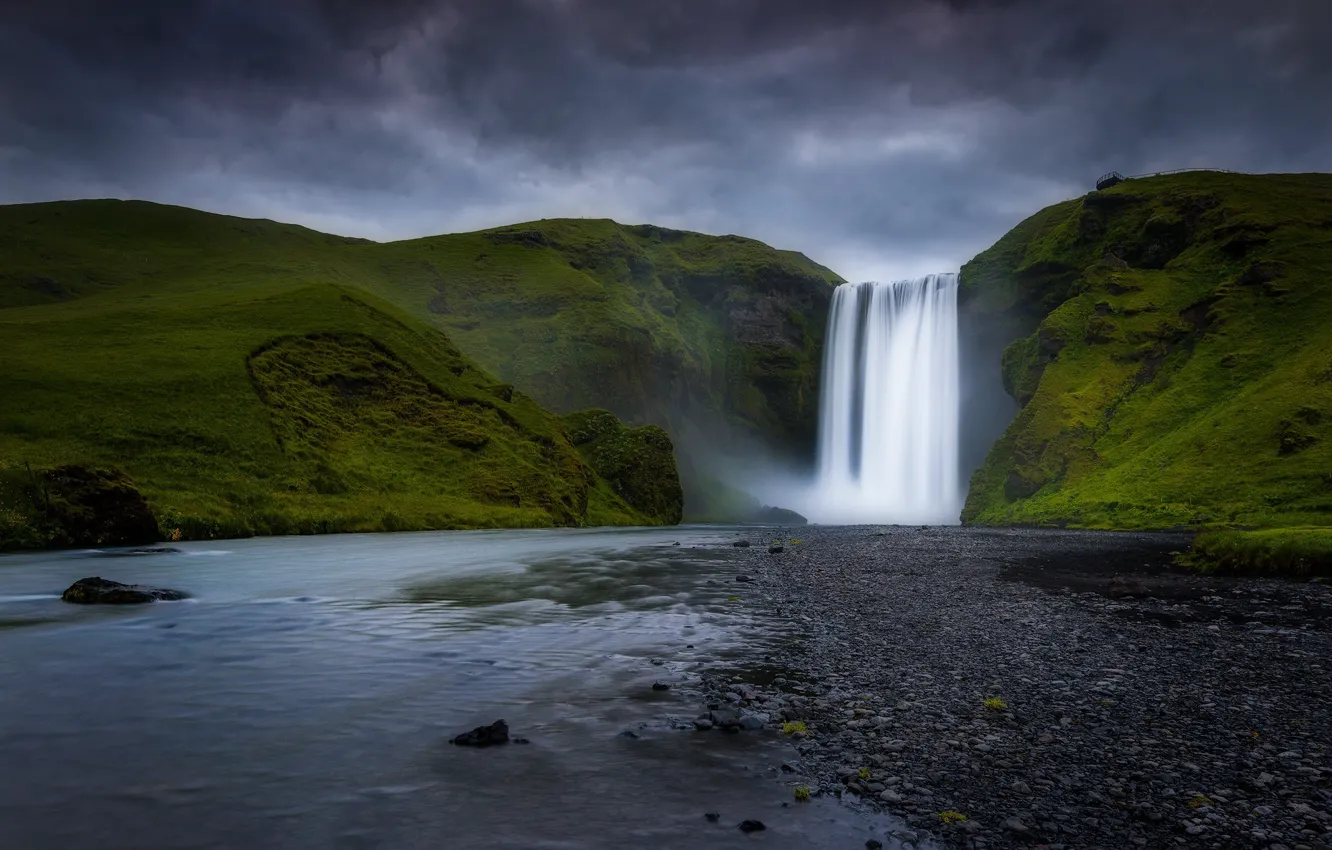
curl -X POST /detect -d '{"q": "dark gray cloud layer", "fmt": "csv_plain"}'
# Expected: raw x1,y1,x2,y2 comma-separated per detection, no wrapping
2,0,1329,277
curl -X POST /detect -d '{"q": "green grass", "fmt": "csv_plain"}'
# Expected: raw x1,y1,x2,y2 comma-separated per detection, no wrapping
961,172,1332,531
0,200,840,521
0,202,694,546
1186,527,1332,575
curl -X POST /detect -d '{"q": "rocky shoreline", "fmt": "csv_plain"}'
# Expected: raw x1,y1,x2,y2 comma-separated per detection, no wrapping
711,526,1332,850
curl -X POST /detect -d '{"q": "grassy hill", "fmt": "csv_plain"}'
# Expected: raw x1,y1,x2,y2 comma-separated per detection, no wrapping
961,171,1332,532
373,219,843,457
1,200,841,521
0,201,692,548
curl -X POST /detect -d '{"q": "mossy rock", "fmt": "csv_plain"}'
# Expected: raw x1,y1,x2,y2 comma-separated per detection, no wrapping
0,464,160,549
563,409,684,525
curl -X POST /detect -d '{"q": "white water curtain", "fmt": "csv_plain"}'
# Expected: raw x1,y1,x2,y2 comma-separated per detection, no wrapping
812,275,960,524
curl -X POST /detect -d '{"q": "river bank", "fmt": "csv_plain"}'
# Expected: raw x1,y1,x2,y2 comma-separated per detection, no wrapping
723,526,1332,850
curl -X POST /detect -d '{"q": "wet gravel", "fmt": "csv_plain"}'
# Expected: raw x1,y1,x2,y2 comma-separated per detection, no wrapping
715,525,1332,850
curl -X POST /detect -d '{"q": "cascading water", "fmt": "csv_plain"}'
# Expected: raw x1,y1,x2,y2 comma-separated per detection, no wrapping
810,274,961,524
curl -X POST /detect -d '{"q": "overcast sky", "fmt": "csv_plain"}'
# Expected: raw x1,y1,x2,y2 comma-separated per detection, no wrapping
2,0,1329,280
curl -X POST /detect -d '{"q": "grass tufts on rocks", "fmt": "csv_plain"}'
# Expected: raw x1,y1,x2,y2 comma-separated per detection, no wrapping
1186,527,1332,576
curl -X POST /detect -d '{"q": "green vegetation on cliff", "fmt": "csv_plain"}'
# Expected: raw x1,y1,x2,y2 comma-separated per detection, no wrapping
374,218,842,458
0,200,838,530
962,172,1332,530
0,201,694,547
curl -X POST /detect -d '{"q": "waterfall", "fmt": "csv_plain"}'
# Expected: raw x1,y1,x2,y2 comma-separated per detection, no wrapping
812,274,961,524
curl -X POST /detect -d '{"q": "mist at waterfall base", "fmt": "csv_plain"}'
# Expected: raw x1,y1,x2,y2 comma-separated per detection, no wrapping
748,274,965,526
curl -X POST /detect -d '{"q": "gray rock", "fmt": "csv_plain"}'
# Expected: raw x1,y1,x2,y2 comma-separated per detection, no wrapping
61,576,186,604
451,719,510,747
1003,817,1031,835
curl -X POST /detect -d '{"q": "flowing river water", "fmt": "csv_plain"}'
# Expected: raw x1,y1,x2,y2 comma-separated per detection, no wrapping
0,526,920,850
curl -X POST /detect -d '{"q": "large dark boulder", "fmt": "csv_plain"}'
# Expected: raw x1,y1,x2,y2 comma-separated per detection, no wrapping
42,466,160,547
451,719,510,747
562,409,683,524
61,576,187,604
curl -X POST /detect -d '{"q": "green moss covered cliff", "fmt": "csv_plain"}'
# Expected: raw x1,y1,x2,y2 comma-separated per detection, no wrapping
0,201,692,547
962,172,1332,529
0,200,838,529
374,218,842,460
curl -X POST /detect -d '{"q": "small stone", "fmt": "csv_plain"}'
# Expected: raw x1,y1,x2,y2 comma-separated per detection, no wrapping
1012,780,1032,794
1107,575,1150,599
866,841,884,850
880,790,903,803
740,715,764,731
1004,817,1031,835
704,812,720,822
694,717,714,731
733,540,751,548
712,710,742,730
768,545,784,554
451,719,510,747
738,820,766,833
736,575,754,583
652,682,670,691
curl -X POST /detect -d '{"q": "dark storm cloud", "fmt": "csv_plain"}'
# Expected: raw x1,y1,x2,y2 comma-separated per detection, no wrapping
2,0,1329,276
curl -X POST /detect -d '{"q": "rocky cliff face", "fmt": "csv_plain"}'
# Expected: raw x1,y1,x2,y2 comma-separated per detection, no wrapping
961,172,1332,529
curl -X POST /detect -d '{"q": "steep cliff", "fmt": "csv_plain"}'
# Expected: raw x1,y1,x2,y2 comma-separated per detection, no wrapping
962,172,1332,529
369,219,842,462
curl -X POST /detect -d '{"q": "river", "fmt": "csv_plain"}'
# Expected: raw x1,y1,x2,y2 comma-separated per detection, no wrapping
0,525,920,849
